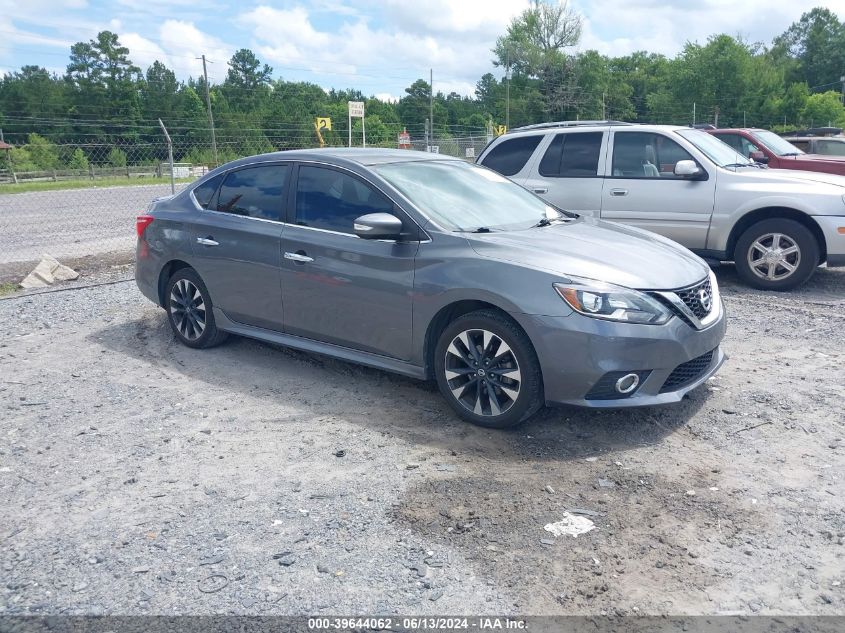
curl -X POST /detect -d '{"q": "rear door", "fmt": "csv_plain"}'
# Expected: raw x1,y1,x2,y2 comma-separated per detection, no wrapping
522,130,606,217
279,163,418,360
600,131,715,249
189,163,290,331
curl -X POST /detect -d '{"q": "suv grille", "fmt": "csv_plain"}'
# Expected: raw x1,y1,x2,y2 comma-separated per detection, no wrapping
676,278,712,319
659,349,715,393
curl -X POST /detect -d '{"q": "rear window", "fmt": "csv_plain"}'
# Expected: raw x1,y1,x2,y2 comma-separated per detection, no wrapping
212,164,289,221
192,174,223,209
481,135,542,176
539,132,602,177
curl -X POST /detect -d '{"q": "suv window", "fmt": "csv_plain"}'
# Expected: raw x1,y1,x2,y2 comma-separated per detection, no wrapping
716,133,760,158
788,139,811,153
192,174,223,209
213,165,289,221
538,132,602,177
481,135,542,176
612,132,695,179
295,165,394,234
817,139,845,156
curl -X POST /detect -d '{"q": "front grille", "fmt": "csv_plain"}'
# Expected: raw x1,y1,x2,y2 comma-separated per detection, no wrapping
675,278,712,319
659,349,715,393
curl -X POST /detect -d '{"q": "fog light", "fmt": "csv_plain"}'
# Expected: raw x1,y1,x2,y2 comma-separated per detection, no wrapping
615,373,640,394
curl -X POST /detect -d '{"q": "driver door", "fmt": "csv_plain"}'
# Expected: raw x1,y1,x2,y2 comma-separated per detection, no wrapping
600,131,716,249
279,164,418,360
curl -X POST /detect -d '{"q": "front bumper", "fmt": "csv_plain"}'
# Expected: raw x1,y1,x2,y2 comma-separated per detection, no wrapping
515,301,727,408
813,215,845,267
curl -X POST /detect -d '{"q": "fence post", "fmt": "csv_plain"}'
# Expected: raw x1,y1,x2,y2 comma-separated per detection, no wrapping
52,170,57,182
158,118,175,195
88,164,94,181
126,165,130,179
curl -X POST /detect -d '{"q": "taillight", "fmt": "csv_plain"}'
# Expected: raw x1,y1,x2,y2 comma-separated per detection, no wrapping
136,215,154,238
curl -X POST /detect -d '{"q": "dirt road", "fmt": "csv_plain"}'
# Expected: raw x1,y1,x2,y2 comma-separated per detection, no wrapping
1,265,844,615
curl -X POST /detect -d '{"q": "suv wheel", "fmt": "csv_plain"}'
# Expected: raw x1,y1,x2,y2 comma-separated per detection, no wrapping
434,310,543,428
165,268,228,348
734,219,819,290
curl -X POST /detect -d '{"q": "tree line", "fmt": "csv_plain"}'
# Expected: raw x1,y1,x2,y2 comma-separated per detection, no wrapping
1,3,844,171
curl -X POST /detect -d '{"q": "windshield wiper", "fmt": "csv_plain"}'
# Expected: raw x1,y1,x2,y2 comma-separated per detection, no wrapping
723,162,759,168
455,227,494,233
534,217,554,227
780,152,801,157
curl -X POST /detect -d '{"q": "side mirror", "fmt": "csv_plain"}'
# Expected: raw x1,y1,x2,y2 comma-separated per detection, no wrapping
749,150,770,164
353,212,404,240
674,160,704,179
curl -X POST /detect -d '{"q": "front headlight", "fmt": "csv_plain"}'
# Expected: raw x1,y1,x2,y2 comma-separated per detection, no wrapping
553,277,672,325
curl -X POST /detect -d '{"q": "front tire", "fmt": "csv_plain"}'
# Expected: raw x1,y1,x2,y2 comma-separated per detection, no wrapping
165,268,228,349
434,310,543,428
734,219,819,290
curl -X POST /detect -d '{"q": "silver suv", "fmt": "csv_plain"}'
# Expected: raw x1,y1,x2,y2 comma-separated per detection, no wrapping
478,122,845,290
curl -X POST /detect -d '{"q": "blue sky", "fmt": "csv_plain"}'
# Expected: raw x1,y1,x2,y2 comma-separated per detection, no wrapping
1,0,844,100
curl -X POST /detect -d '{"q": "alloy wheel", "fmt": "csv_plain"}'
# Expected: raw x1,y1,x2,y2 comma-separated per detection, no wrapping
747,232,801,281
444,328,522,417
169,279,206,341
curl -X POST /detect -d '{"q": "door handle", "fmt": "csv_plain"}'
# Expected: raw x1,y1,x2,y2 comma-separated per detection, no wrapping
533,187,549,194
284,251,314,263
196,237,219,246
610,188,628,197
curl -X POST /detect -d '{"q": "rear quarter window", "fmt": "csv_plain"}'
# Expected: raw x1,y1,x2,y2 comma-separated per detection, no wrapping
192,174,223,209
481,135,542,176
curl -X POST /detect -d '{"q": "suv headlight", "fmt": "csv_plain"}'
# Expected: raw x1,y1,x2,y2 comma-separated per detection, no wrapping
554,277,672,325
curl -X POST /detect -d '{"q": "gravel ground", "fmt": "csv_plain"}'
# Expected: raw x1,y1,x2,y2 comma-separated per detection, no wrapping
0,184,181,265
1,264,844,616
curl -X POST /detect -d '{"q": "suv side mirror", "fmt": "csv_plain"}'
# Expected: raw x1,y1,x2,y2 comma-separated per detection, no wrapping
749,150,769,164
354,213,404,240
674,160,704,179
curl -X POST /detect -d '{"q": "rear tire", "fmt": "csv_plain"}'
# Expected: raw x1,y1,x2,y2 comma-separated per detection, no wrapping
434,310,543,428
734,219,819,290
165,268,228,349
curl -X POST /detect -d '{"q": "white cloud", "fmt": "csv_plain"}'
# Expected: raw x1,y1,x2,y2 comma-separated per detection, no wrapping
238,3,523,96
574,0,845,56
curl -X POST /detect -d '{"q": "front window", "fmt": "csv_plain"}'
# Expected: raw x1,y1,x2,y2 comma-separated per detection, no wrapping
750,130,804,156
611,132,696,179
374,160,561,232
676,129,752,167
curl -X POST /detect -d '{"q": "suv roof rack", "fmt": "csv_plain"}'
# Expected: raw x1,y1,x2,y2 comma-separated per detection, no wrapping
510,120,633,132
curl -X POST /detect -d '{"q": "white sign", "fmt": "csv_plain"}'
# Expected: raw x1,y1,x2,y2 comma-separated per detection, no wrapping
465,147,475,158
427,146,439,154
348,101,365,118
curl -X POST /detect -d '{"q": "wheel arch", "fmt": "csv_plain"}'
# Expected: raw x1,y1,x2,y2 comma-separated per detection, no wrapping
157,259,193,307
422,299,523,380
727,207,827,263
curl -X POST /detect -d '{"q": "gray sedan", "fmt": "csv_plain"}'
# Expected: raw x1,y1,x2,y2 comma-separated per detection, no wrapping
135,148,726,427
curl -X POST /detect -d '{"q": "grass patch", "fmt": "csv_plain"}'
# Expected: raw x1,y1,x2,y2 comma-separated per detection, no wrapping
0,177,195,195
0,282,18,296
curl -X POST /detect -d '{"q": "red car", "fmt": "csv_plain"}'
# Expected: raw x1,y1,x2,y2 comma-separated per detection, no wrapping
707,128,845,176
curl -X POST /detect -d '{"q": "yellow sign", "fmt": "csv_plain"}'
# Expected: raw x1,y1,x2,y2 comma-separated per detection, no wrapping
494,125,507,136
316,117,332,131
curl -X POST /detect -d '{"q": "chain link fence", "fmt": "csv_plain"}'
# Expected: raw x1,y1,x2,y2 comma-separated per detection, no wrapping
0,135,492,272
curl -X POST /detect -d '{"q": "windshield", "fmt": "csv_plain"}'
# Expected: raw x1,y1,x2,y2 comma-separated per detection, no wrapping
676,129,752,167
751,130,804,156
374,160,561,231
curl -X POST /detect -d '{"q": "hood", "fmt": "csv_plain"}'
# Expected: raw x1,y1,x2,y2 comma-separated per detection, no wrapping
729,166,845,189
786,153,845,164
466,216,709,290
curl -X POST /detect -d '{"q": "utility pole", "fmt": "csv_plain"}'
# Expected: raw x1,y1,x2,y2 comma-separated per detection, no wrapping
505,49,510,130
841,75,845,106
429,68,434,150
714,106,720,128
602,91,606,120
693,102,696,126
197,54,219,167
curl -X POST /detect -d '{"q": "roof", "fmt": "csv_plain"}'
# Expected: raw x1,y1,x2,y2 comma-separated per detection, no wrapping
225,147,461,170
501,122,690,138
